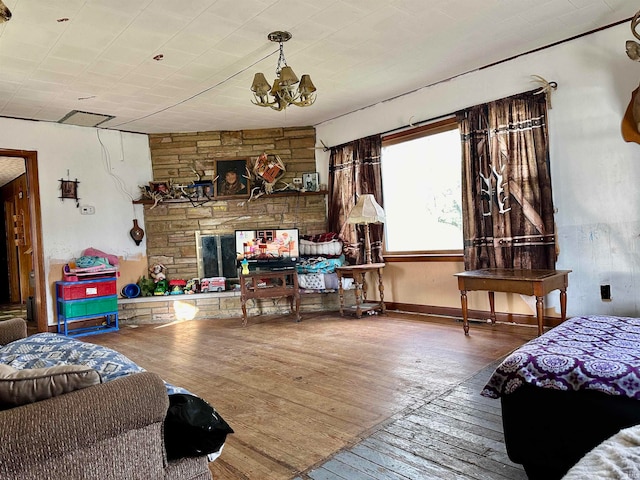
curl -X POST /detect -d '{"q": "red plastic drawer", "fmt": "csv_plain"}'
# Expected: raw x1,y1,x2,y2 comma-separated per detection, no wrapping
57,279,117,300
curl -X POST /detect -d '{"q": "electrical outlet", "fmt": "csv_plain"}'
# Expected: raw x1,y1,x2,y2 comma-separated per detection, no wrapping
293,177,303,186
80,205,95,215
600,284,611,301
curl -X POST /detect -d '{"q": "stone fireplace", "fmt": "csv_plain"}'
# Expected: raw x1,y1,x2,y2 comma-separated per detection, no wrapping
117,126,345,324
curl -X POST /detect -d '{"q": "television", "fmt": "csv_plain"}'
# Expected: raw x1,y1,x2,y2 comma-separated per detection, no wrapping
235,228,300,271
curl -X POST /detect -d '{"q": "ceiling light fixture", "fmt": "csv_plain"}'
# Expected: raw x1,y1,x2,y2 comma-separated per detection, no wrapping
251,31,316,111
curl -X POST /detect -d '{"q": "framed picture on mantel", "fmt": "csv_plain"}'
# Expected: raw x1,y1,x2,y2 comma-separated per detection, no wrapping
302,172,319,192
214,158,250,199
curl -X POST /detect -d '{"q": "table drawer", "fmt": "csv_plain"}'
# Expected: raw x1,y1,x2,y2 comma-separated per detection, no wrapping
57,295,117,319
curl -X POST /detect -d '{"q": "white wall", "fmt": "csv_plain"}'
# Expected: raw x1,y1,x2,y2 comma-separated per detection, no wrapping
316,23,640,318
0,117,151,324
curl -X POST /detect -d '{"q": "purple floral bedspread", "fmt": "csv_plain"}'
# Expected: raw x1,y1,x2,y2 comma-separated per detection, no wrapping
481,315,640,399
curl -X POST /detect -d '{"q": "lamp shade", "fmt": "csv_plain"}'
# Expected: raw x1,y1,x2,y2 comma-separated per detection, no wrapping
278,66,299,86
251,73,271,94
347,194,385,224
298,74,316,94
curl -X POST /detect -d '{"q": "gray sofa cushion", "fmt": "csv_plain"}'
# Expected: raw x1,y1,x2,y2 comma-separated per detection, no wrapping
0,363,100,408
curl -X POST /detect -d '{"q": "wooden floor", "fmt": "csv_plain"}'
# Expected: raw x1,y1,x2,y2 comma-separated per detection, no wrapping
88,311,537,480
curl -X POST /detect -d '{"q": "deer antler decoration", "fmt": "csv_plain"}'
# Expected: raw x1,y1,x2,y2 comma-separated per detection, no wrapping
531,75,558,109
627,11,640,61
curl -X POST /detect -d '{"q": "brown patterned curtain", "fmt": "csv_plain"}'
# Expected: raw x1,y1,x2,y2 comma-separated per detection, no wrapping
328,135,383,264
456,91,556,270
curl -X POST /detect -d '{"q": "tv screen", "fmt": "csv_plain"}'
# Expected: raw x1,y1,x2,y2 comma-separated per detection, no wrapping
235,228,299,270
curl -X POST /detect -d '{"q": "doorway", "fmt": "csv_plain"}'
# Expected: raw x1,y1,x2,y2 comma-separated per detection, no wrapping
0,150,46,333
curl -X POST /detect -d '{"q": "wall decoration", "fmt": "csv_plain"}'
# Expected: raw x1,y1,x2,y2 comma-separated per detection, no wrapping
149,181,169,194
302,172,319,192
129,219,144,246
192,181,214,198
214,158,250,199
59,178,79,207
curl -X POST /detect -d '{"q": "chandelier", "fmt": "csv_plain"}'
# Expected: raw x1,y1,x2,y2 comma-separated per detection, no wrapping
251,31,316,111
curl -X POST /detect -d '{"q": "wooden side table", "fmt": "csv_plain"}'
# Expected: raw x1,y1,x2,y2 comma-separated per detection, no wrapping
454,268,571,336
240,269,301,326
335,263,386,318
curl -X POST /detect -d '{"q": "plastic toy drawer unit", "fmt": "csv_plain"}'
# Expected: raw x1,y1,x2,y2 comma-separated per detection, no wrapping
56,296,117,319
56,278,117,300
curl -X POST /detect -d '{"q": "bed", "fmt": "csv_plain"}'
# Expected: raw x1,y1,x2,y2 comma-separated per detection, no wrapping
482,315,640,480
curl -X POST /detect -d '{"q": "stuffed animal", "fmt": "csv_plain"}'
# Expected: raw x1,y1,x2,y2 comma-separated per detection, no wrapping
149,263,166,283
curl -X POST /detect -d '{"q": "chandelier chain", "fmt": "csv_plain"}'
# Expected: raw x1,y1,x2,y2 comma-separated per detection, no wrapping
276,42,287,76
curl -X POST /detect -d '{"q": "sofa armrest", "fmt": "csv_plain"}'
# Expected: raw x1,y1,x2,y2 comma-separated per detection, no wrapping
0,371,169,469
0,317,27,345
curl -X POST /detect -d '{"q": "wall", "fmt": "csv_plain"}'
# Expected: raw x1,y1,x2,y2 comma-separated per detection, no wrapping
316,22,640,319
0,117,152,325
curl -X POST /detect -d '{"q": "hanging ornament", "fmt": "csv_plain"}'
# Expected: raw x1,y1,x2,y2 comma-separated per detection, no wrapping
129,219,144,245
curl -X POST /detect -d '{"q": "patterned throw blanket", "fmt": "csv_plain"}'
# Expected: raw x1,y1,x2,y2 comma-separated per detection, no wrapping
482,315,640,400
0,332,190,396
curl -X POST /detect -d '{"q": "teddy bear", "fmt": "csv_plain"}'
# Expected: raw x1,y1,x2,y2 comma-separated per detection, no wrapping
149,263,166,283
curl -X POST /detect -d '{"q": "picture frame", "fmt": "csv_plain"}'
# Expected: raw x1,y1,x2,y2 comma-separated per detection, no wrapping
149,181,170,194
59,179,79,200
302,172,319,192
214,158,250,199
192,181,214,198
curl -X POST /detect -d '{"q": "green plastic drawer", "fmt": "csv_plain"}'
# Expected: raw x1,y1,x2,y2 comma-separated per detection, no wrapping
57,295,117,319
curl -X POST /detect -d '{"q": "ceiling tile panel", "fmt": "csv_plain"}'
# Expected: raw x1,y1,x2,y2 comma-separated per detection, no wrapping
0,0,636,133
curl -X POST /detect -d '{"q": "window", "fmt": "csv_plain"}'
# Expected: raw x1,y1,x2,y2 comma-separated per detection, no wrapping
381,118,462,255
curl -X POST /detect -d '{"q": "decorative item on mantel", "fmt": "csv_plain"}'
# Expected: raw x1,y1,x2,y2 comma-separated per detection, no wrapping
138,180,182,208
129,219,144,245
250,152,286,199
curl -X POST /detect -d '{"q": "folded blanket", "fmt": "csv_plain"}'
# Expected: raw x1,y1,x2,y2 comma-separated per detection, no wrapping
297,256,345,274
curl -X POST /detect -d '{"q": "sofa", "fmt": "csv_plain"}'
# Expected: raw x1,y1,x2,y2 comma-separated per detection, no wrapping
0,318,215,480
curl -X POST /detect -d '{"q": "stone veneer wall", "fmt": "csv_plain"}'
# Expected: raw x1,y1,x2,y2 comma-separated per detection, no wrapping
144,126,324,280
121,126,338,324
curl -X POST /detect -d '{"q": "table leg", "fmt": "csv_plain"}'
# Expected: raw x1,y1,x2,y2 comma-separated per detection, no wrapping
354,273,364,318
560,288,567,321
293,291,301,322
337,273,345,316
361,273,368,302
488,291,496,324
241,297,248,327
377,268,386,314
536,296,544,336
460,290,469,335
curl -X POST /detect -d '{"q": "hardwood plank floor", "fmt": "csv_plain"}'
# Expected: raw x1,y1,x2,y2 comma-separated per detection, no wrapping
87,311,536,479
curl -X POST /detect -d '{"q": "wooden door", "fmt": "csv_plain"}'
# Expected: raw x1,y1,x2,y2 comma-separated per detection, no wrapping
3,198,18,302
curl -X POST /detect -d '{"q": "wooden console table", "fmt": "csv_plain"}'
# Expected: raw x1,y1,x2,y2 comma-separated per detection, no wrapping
336,263,386,318
240,269,301,326
454,268,571,336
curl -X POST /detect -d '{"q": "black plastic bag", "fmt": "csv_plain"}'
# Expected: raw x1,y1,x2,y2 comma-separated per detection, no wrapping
164,393,234,460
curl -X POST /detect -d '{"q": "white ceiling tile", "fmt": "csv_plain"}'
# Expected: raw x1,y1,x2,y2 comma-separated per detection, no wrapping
0,0,636,133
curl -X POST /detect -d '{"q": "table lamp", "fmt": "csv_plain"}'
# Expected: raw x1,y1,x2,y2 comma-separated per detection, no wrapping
346,194,385,264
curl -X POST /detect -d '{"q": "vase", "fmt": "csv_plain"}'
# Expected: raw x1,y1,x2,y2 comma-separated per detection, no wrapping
129,219,144,246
